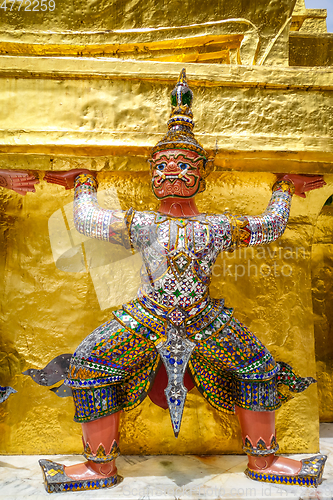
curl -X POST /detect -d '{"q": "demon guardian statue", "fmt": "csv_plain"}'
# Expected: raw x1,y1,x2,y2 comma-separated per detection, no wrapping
39,70,326,493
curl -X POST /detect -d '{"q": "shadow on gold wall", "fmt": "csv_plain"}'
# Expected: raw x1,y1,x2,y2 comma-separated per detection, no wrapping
312,197,333,422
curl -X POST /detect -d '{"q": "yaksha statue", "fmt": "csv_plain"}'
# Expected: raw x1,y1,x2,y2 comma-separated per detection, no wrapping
40,69,326,493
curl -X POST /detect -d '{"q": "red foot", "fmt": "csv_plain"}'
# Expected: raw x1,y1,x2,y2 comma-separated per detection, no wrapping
248,456,302,475
64,460,117,480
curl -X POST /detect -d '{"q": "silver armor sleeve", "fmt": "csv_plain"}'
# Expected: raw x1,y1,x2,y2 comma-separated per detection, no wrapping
73,173,132,249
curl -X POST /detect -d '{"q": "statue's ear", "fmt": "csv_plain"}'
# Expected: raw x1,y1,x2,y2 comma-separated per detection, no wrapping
202,139,218,179
148,159,154,173
202,158,214,179
198,178,206,194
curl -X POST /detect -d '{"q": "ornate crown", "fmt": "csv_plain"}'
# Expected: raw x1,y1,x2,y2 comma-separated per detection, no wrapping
151,69,215,181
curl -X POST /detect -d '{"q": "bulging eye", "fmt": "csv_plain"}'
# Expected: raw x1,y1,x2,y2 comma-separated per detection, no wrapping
179,163,188,170
156,163,166,171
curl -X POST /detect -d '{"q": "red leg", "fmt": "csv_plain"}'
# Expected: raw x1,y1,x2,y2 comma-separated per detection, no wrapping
64,412,120,480
236,406,302,475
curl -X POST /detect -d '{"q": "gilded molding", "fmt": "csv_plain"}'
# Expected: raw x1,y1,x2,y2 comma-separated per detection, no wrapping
0,59,332,165
0,57,333,89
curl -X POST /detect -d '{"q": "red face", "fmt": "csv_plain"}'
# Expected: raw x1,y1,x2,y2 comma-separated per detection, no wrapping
151,149,204,200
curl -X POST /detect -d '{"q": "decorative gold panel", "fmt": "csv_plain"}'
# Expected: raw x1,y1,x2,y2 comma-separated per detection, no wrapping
0,0,297,65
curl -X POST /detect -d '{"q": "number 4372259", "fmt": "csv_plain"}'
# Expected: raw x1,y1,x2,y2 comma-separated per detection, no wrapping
0,0,55,11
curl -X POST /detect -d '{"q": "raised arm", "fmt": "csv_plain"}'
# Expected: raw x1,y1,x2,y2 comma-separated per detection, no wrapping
208,174,325,252
227,174,325,250
225,179,293,250
73,173,133,248
45,170,132,249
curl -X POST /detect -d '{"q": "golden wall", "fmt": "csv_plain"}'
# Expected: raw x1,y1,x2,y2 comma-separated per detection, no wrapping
0,0,332,455
0,0,297,65
312,201,333,422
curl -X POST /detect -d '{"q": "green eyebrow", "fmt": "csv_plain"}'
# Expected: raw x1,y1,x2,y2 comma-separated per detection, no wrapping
152,153,204,164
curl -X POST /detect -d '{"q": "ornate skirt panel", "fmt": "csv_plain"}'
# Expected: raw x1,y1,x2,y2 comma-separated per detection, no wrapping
66,300,315,422
188,318,280,413
66,318,159,422
189,318,315,413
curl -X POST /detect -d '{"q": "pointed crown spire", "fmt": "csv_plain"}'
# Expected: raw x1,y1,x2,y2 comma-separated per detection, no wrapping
151,68,207,159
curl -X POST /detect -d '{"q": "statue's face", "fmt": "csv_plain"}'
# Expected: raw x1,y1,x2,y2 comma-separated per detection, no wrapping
151,149,203,200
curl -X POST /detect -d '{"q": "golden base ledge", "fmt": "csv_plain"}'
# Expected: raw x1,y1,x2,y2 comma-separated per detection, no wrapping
0,150,332,174
0,58,332,171
0,57,333,89
0,137,332,173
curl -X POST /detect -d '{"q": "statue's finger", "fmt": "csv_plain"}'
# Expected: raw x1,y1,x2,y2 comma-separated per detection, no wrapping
309,182,326,189
44,174,64,182
19,179,39,185
18,177,39,183
12,172,29,177
10,176,30,183
311,179,326,186
22,180,40,186
12,173,38,179
12,183,37,191
44,176,65,184
302,182,326,192
309,179,326,187
12,178,39,186
44,174,60,180
45,178,66,186
21,175,39,181
19,187,36,193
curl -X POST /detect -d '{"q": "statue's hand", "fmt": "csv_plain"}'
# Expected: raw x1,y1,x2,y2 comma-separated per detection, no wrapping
44,169,95,190
0,169,39,195
280,174,326,198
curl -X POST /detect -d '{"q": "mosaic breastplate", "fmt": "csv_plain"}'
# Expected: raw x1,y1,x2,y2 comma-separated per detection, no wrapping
130,212,230,310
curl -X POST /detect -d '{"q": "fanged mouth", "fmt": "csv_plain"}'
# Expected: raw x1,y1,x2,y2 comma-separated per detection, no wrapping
154,176,188,186
153,169,192,186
